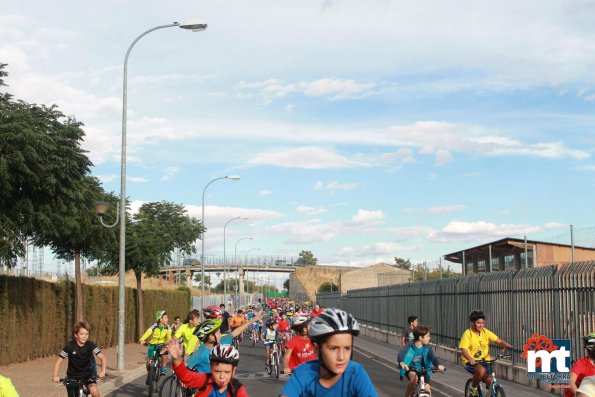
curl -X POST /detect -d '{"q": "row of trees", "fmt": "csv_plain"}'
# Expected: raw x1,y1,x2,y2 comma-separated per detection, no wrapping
0,64,203,336
394,257,459,280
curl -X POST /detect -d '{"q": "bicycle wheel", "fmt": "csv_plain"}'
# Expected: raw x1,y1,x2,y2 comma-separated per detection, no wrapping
147,365,156,396
272,351,280,378
266,353,272,375
159,375,181,397
493,385,505,397
464,378,477,397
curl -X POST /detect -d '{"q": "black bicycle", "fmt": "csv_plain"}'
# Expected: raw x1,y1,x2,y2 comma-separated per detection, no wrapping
145,343,167,396
159,373,195,397
59,377,98,397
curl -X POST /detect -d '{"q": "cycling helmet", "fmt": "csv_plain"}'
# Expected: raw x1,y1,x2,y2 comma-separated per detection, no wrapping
203,305,222,319
291,315,310,328
266,319,276,328
308,308,359,341
154,310,167,321
193,319,222,341
584,332,595,351
469,310,485,322
210,344,240,366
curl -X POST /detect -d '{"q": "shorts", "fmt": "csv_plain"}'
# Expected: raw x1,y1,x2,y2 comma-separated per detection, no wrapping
404,369,431,383
264,341,275,347
147,344,164,359
464,362,493,376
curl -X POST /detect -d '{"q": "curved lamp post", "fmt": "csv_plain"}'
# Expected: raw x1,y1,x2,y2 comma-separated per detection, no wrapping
223,217,248,307
111,20,207,371
233,237,253,307
200,176,240,311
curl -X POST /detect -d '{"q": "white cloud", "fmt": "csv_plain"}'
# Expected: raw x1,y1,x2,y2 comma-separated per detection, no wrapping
258,190,272,196
96,174,118,183
247,146,370,169
285,104,294,112
351,209,385,224
160,167,181,181
431,220,542,242
266,219,340,243
184,205,283,225
128,177,149,183
314,180,359,191
236,77,378,101
296,205,327,216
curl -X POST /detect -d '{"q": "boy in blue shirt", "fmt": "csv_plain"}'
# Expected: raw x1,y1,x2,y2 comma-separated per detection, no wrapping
398,325,445,397
280,308,378,397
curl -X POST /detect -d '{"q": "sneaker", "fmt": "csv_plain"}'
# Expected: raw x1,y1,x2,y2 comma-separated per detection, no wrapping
469,386,479,397
161,369,167,377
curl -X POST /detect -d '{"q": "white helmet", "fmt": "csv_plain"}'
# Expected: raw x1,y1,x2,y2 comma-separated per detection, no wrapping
291,315,310,328
308,308,359,341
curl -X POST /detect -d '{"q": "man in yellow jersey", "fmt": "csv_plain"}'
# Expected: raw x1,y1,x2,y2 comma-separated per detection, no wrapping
139,310,172,377
174,309,201,356
459,310,512,397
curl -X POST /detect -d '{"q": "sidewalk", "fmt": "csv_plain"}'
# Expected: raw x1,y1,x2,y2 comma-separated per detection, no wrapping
0,343,147,397
353,335,554,397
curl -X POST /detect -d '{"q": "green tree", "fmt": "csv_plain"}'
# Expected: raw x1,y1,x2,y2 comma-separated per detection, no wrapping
193,273,211,289
283,278,289,293
34,177,117,321
394,257,412,270
0,64,95,267
101,201,203,337
295,250,317,266
317,282,339,293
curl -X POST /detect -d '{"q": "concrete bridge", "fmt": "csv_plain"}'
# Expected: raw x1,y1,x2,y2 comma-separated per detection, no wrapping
159,262,301,291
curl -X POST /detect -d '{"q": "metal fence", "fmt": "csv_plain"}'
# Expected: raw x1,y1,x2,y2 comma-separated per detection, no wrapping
317,262,594,365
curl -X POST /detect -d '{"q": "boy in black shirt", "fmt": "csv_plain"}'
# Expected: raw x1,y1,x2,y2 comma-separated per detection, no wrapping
53,321,107,397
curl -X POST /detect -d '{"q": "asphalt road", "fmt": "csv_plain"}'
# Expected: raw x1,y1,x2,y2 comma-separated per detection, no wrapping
106,337,449,397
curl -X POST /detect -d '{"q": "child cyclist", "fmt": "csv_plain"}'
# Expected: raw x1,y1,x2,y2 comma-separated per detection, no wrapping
186,310,264,373
398,325,445,397
139,310,172,377
175,309,201,356
52,321,107,397
167,338,248,397
263,319,279,370
566,333,595,397
283,315,316,375
280,308,378,397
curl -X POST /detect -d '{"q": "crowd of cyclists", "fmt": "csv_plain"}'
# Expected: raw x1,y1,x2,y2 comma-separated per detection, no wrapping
0,298,588,397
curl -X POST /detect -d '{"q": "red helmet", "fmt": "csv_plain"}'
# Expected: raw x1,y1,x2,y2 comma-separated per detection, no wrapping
203,305,222,319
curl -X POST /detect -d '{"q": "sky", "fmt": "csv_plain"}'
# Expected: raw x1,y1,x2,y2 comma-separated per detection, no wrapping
2,0,595,278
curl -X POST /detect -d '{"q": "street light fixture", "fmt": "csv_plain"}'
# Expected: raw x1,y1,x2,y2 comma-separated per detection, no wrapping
223,217,248,307
200,176,241,311
233,237,253,307
111,20,206,372
94,201,120,228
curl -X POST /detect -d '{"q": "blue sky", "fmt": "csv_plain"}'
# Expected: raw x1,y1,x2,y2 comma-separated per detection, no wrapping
2,0,595,276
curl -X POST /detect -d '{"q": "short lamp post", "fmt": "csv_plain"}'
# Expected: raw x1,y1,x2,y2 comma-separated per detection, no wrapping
244,248,260,294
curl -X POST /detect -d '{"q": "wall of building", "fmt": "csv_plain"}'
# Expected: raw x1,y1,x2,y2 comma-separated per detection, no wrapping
535,244,595,265
340,263,410,292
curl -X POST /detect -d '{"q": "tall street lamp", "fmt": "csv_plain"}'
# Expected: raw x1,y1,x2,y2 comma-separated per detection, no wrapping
223,217,248,307
113,20,207,372
201,176,240,311
234,237,253,307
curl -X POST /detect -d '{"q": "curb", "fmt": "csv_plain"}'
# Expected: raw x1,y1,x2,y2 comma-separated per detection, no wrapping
99,365,147,395
353,344,459,397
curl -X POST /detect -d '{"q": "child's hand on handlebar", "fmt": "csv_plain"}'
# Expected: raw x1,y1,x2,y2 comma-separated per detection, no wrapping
399,362,409,371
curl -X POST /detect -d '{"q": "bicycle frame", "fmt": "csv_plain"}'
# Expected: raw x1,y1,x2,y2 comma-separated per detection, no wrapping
60,378,95,397
408,367,441,397
464,354,509,397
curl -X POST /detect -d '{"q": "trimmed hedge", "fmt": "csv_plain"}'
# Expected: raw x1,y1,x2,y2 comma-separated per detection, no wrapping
0,275,190,365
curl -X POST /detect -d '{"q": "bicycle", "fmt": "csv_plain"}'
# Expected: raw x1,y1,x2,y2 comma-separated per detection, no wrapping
59,377,97,397
406,367,445,397
159,373,195,397
250,327,260,348
464,354,510,397
265,341,280,378
145,343,166,396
